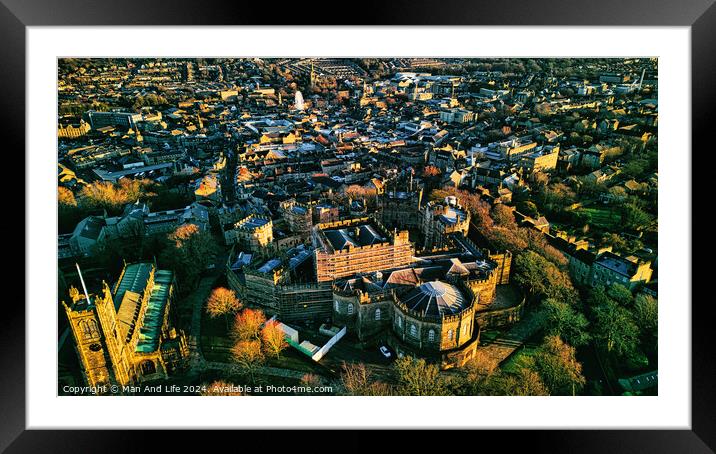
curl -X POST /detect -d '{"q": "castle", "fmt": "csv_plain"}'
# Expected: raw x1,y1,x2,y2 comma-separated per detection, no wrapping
63,262,188,393
224,195,519,369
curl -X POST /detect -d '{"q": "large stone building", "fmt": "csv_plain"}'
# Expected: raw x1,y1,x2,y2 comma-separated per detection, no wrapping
280,199,313,236
84,110,143,129
312,217,414,282
224,214,274,251
63,262,188,393
591,251,653,290
330,236,521,369
226,244,334,323
566,247,653,290
422,196,470,250
58,119,91,139
378,188,424,231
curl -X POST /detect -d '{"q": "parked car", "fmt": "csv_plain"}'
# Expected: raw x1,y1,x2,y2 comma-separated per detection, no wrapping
379,345,392,358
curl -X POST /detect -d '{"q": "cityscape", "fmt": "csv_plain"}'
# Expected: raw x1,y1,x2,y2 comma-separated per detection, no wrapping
57,58,658,397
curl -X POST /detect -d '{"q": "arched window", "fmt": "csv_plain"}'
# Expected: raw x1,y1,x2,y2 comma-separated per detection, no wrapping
448,329,454,341
428,329,435,342
80,320,97,340
347,304,354,315
397,316,403,328
463,323,469,334
375,308,381,320
410,324,417,337
334,300,339,311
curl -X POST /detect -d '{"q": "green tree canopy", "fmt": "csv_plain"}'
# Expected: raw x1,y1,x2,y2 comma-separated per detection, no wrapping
530,335,586,396
542,298,591,347
393,356,450,396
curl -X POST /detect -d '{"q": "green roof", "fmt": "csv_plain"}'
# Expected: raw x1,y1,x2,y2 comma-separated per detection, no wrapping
113,263,152,311
135,269,173,354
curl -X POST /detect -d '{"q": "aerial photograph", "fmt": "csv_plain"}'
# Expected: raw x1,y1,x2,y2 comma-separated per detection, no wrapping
57,57,658,397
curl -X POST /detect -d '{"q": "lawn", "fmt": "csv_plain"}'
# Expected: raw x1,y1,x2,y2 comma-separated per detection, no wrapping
500,343,539,374
578,206,621,230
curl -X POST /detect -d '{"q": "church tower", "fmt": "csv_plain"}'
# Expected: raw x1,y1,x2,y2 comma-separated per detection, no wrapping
310,61,316,90
63,266,134,392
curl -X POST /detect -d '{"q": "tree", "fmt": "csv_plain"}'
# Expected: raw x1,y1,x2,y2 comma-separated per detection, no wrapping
78,178,155,213
491,368,550,396
525,229,568,267
338,362,393,396
160,223,215,290
531,335,586,396
513,251,577,303
511,367,550,396
491,204,516,227
261,320,288,359
232,308,267,341
513,251,547,296
393,356,449,396
231,340,265,383
423,165,441,177
542,298,590,347
298,373,325,395
607,284,634,306
201,380,243,396
517,200,540,218
206,287,242,329
601,233,628,252
619,200,651,231
633,294,658,353
58,186,77,207
58,186,83,234
458,366,548,396
591,298,640,357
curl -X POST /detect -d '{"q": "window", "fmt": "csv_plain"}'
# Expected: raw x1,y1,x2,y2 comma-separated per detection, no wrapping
410,324,417,337
397,316,402,328
448,329,454,341
463,323,469,334
80,320,98,340
375,308,381,320
334,300,339,311
347,304,354,315
428,329,435,342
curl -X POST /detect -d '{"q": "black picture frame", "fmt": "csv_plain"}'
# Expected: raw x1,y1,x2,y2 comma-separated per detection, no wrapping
3,0,710,451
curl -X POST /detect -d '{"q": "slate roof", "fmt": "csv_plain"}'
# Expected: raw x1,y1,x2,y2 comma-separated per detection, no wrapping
399,281,468,317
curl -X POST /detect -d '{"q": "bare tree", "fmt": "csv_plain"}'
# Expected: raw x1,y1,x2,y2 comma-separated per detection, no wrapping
200,380,244,396
338,362,393,396
206,287,242,329
232,308,267,341
261,320,288,359
231,340,265,383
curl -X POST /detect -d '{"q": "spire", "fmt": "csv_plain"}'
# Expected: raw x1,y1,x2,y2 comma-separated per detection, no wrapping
75,263,91,304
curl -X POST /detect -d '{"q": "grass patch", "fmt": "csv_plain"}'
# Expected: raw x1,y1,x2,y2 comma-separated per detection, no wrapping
578,206,621,230
500,344,539,374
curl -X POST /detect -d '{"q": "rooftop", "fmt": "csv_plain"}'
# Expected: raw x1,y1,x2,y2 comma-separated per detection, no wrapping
135,269,173,353
322,222,387,250
595,251,639,277
399,280,469,317
236,215,270,230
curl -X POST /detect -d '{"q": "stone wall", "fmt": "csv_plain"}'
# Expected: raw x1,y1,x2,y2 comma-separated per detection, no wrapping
475,296,526,329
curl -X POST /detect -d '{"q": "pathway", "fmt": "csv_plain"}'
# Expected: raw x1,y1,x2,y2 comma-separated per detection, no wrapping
476,306,546,372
